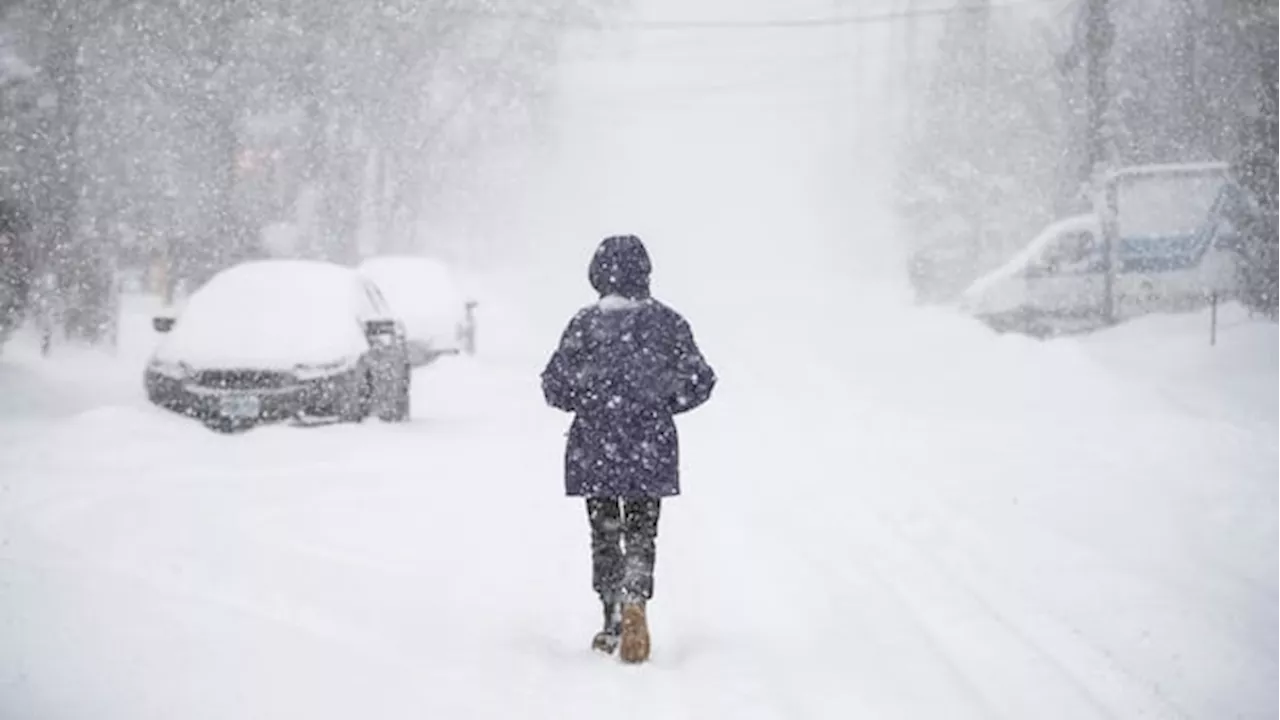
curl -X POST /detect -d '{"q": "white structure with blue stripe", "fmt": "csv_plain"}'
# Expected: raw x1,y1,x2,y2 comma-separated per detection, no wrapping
959,162,1251,336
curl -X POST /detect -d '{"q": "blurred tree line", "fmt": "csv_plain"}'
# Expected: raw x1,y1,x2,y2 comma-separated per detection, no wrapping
0,0,595,344
898,0,1277,319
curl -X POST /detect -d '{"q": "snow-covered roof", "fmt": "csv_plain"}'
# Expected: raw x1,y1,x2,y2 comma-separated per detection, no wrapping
153,260,370,370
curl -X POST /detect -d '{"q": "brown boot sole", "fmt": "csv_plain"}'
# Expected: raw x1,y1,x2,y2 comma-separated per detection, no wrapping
619,603,650,663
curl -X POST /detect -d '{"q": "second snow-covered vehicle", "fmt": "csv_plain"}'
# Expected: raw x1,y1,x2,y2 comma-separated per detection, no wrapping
958,163,1249,337
144,259,412,431
357,255,477,366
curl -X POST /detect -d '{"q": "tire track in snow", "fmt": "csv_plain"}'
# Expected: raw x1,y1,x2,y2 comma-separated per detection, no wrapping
765,520,1004,720
649,472,832,718
871,479,1274,720
875,404,1280,661
682,398,1004,718
922,465,1277,655
808,340,1280,712
701,393,1178,720
780,485,1132,720
856,497,1184,720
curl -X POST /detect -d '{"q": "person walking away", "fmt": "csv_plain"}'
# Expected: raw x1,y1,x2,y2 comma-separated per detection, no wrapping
540,235,717,663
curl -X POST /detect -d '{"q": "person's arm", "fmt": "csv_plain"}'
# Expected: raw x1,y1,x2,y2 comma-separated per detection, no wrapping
540,311,591,413
667,316,716,414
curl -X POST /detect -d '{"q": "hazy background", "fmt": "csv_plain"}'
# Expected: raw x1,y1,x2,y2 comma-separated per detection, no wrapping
0,4,1277,718
1,0,1276,340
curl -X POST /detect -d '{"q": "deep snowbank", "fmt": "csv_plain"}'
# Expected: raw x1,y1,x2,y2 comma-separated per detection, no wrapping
1079,302,1277,427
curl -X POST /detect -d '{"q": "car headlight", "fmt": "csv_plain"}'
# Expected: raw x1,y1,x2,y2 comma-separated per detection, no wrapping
293,356,360,380
149,358,192,380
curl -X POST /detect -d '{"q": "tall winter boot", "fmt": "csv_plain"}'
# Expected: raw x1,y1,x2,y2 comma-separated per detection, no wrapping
591,597,621,654
619,601,650,663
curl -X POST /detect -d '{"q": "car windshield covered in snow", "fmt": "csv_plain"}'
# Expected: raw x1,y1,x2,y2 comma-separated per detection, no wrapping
156,260,371,370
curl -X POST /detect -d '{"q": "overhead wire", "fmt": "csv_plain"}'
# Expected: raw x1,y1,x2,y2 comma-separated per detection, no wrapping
445,0,1064,31
596,0,1063,31
445,2,1070,118
445,0,1065,31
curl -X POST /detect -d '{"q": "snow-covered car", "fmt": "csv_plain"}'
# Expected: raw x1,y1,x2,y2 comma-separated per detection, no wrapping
960,162,1254,338
357,255,477,366
144,259,412,431
957,214,1105,336
959,210,1245,337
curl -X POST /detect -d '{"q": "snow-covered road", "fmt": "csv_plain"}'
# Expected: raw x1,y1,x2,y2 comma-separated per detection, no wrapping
2,0,1277,715
0,291,1275,720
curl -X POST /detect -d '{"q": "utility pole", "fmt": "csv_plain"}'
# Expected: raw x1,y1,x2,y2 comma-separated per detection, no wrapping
901,0,922,137
1084,0,1115,322
964,0,991,285
1084,0,1113,177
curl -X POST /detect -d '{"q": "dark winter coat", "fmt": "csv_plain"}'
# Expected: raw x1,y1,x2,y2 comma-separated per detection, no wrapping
541,235,716,498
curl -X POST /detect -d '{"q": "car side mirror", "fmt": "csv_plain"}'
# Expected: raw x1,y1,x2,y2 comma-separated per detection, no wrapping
153,315,175,333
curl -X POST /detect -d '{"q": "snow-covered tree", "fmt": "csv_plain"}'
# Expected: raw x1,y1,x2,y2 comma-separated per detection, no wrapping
1222,0,1277,318
897,0,1066,302
0,0,589,341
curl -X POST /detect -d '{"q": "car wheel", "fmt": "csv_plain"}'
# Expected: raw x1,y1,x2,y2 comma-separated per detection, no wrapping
378,366,411,422
339,372,372,423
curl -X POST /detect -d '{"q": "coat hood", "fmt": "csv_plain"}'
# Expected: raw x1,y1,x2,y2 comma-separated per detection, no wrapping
589,235,651,299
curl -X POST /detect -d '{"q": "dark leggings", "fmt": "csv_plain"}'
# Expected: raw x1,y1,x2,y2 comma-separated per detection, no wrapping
587,497,661,602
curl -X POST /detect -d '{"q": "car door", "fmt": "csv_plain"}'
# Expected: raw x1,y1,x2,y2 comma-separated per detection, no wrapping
1024,228,1106,328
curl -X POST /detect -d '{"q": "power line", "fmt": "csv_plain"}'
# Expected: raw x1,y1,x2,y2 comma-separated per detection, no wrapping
447,0,1062,31
587,0,1060,31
